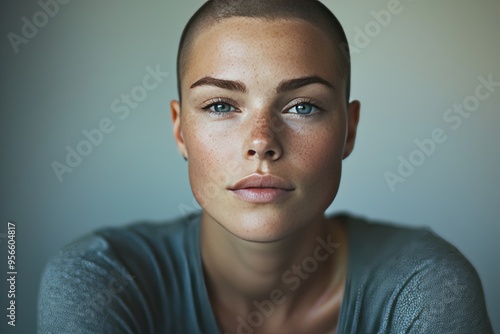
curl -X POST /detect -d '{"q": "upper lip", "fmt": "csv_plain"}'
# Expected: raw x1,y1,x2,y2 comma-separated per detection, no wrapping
228,174,295,190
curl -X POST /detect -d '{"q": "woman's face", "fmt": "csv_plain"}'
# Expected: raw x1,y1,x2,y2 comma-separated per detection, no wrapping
172,18,359,242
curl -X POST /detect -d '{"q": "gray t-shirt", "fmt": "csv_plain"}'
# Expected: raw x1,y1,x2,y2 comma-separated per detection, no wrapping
38,213,493,333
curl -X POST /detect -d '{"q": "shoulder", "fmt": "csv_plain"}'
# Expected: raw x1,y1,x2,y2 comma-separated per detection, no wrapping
340,214,493,333
38,232,139,333
38,212,203,333
344,213,476,273
94,212,200,263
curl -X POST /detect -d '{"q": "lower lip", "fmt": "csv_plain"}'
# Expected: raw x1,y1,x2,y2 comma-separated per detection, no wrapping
230,188,292,203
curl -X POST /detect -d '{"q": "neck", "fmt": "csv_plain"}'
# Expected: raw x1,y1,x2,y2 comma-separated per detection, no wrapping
200,211,348,328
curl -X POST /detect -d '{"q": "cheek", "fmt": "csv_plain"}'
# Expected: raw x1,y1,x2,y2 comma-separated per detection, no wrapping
183,121,238,205
293,122,346,196
295,118,345,163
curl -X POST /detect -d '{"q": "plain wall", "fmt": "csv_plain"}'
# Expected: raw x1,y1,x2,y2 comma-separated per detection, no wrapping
0,0,498,333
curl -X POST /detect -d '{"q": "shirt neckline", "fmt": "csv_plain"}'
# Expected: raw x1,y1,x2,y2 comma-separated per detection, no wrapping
189,212,358,333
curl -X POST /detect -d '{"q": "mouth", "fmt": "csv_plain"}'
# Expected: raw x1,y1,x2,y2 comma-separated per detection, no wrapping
228,174,295,203
230,188,292,203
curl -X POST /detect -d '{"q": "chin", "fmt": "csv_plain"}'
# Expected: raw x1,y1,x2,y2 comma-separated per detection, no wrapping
213,209,309,243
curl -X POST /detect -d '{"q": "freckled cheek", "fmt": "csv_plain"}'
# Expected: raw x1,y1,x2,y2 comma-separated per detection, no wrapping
185,122,235,161
183,122,236,198
293,127,345,189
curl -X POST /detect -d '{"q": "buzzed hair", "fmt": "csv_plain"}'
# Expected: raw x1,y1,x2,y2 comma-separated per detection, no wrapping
176,0,351,102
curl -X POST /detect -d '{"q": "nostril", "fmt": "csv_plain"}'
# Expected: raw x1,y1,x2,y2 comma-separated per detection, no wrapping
247,149,277,159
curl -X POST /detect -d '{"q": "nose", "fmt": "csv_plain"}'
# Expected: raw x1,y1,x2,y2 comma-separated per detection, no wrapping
243,114,283,161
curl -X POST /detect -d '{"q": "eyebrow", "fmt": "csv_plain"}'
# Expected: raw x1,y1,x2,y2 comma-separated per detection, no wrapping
189,75,334,93
190,77,247,93
276,76,335,93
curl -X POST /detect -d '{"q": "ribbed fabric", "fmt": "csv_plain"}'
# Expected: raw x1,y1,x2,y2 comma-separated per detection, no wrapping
38,213,493,333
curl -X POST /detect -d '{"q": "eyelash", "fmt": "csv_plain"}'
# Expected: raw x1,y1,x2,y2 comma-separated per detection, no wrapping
287,98,323,119
201,98,239,117
200,98,323,118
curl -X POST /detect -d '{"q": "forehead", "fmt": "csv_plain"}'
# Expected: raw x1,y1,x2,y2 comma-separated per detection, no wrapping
183,17,343,89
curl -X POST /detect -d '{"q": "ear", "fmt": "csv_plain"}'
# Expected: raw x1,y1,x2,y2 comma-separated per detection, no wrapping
170,100,188,159
343,100,360,160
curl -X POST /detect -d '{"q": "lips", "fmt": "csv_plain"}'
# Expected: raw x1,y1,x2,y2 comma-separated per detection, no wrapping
228,174,294,203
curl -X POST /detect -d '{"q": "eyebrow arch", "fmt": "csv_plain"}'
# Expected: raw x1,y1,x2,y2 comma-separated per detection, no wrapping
190,77,247,93
277,76,335,93
189,75,334,94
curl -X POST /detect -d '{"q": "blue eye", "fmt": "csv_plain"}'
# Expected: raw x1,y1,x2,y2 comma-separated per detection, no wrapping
208,102,235,113
289,103,318,115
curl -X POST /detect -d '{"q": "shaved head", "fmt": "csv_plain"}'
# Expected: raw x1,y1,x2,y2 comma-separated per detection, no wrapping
176,0,351,102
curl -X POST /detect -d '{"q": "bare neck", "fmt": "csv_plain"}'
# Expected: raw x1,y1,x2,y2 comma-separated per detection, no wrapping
200,212,349,333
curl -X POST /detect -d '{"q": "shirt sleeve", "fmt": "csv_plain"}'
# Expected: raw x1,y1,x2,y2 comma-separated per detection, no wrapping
388,233,493,334
37,235,152,334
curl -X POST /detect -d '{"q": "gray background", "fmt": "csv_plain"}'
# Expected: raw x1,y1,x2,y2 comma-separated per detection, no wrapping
1,0,499,333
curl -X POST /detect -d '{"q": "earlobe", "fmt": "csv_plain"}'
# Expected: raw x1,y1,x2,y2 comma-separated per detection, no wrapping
343,100,360,160
170,100,188,159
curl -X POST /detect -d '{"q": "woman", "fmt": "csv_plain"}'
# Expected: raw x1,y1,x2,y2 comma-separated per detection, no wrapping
38,1,493,333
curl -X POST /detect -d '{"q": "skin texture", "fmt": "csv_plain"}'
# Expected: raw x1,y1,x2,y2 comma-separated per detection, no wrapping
171,17,360,334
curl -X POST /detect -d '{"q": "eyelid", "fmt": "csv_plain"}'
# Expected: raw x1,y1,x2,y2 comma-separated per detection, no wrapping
200,97,239,110
199,97,323,116
284,98,323,114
